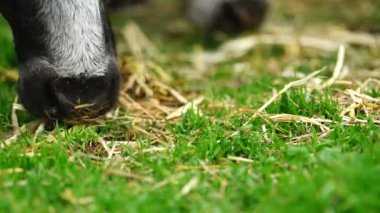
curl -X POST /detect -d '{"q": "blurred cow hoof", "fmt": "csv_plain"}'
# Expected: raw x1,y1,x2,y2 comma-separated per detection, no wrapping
184,0,269,34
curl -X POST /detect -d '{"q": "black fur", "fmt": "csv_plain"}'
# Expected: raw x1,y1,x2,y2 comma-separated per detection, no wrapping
214,0,268,34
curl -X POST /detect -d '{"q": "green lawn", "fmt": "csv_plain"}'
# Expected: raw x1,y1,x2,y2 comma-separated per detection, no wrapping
0,1,379,212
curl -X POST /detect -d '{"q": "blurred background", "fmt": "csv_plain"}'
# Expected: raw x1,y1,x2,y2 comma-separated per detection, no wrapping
1,0,379,69
272,0,380,33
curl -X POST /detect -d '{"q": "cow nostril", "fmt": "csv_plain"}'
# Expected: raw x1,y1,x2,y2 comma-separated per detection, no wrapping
18,64,120,120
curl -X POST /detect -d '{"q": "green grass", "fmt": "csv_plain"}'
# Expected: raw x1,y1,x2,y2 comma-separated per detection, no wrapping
0,1,380,212
0,16,16,68
0,16,17,132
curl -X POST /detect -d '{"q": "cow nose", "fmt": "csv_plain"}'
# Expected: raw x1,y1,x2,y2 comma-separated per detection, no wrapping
51,73,120,119
18,68,120,120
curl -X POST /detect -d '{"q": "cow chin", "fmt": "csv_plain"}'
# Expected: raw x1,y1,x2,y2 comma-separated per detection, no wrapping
18,60,120,121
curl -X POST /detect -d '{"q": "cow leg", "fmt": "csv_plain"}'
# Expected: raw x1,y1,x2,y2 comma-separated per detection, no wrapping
107,0,147,9
184,0,269,34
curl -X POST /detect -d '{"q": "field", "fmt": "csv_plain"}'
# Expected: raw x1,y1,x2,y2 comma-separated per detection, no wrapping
0,0,379,212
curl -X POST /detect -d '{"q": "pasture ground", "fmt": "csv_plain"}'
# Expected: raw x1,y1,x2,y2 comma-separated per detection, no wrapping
0,0,379,212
